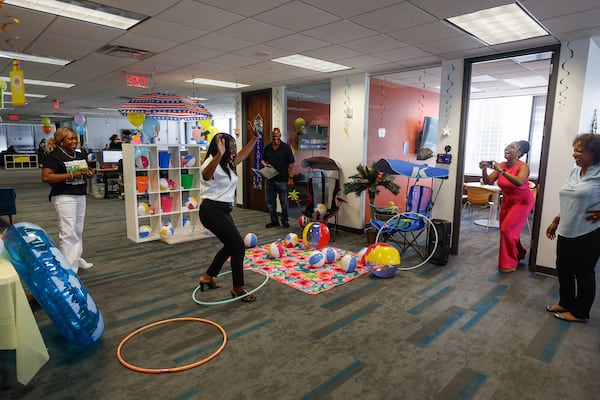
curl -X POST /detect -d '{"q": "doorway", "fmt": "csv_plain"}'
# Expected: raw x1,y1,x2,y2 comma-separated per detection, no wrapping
453,45,561,269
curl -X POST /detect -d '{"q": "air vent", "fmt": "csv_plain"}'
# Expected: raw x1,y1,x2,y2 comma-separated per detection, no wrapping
96,45,154,60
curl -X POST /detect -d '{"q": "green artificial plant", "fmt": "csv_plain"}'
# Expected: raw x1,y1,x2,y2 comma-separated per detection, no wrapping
343,163,400,221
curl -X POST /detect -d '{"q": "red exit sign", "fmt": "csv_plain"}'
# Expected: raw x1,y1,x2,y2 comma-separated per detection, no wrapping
125,73,148,88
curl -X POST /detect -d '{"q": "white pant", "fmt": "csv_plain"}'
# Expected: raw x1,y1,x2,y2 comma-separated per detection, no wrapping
51,194,86,271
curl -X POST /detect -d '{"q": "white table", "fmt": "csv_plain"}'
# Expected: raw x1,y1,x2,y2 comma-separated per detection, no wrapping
464,182,501,228
0,256,49,385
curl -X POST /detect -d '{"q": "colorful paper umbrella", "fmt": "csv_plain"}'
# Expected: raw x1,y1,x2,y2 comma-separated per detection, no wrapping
118,92,212,121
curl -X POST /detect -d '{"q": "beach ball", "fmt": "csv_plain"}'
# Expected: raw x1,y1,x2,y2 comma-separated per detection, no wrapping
87,153,96,162
268,241,284,258
341,254,358,273
298,215,310,228
159,178,170,191
137,202,149,216
308,250,325,268
183,155,196,167
135,155,149,169
302,222,330,249
160,221,174,237
365,244,400,266
244,233,257,248
184,197,199,210
313,203,327,220
321,247,337,264
307,250,325,268
182,218,191,228
139,225,152,238
357,247,368,265
283,232,299,248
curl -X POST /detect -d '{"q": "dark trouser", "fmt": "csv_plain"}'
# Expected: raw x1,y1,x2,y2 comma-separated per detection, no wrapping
556,228,600,319
265,179,289,225
199,199,245,287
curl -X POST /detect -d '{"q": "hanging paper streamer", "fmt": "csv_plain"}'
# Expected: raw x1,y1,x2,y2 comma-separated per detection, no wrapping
0,80,5,109
250,115,264,189
343,78,352,134
10,60,25,106
592,109,597,134
558,41,574,112
444,64,455,126
417,70,426,126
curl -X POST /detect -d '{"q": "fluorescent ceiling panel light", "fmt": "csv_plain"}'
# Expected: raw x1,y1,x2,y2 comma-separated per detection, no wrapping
4,0,145,30
446,3,548,46
97,107,119,111
184,78,249,89
270,54,351,73
0,50,71,66
0,76,74,88
189,96,208,101
471,75,497,83
504,76,547,88
470,87,483,93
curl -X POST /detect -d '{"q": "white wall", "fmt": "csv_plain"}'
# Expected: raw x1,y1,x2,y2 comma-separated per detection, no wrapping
330,73,370,230
537,38,599,270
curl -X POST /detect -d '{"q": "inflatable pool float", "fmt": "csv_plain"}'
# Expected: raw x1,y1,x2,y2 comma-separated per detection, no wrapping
2,222,104,346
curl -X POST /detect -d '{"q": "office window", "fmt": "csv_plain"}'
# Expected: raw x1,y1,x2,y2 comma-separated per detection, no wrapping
464,95,543,177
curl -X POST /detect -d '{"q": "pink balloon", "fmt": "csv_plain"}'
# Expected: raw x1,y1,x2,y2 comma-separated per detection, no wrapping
74,114,85,125
192,126,203,142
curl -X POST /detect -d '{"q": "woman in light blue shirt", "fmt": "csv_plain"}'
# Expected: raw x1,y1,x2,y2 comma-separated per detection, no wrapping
546,133,600,322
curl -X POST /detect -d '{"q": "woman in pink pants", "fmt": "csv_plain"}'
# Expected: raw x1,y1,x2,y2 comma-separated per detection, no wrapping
480,141,534,272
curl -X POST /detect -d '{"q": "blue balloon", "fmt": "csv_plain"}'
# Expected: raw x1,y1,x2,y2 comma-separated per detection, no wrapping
142,117,160,137
74,124,85,135
2,222,104,346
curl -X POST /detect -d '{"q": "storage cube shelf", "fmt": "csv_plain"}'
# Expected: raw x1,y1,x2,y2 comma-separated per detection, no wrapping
122,144,212,244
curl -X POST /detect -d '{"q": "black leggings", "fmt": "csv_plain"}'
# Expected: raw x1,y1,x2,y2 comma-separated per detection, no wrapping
199,199,245,287
556,228,600,319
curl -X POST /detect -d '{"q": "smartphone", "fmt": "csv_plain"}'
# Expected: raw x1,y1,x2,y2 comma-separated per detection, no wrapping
485,161,494,168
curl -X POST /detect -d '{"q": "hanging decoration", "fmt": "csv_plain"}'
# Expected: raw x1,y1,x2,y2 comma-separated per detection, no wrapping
343,78,352,134
378,80,386,139
0,80,5,109
249,115,264,190
417,69,426,127
9,60,25,106
592,109,597,134
41,116,52,134
118,93,212,121
558,41,574,112
442,63,455,137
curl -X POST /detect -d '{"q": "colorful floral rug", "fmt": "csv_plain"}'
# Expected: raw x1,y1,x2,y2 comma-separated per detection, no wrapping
243,243,369,295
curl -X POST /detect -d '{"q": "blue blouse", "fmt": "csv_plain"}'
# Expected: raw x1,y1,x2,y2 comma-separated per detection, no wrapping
557,164,600,238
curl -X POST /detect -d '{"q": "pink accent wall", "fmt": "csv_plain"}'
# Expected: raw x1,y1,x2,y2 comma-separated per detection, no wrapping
365,79,440,222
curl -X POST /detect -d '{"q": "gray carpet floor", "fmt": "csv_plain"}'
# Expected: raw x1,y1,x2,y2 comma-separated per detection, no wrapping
1,169,599,400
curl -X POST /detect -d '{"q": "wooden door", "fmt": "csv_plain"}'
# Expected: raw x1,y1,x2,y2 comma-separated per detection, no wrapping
242,90,271,212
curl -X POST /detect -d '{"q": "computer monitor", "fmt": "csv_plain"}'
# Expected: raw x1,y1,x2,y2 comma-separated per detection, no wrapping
102,150,122,166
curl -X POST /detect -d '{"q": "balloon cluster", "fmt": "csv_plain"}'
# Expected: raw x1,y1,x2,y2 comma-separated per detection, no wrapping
127,113,160,142
40,116,53,134
73,113,86,135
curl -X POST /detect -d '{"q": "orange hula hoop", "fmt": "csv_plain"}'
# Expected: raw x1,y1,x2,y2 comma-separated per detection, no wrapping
116,317,227,373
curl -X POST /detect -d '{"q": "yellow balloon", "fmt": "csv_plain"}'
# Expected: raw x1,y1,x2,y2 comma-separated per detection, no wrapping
0,80,6,91
198,119,212,130
127,112,145,127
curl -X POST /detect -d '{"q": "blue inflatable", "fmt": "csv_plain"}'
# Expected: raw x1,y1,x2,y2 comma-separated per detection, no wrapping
2,222,104,346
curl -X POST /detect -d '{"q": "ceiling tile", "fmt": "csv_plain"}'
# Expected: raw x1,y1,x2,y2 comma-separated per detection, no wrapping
265,34,330,53
350,3,437,33
343,34,408,53
253,2,340,31
303,20,378,44
216,19,293,42
128,18,209,42
157,0,245,30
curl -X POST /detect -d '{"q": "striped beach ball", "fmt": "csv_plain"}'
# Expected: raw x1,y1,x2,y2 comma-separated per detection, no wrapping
268,241,284,258
357,247,368,265
302,222,330,249
139,225,152,238
308,250,325,268
244,233,257,248
283,232,299,248
321,247,337,264
298,215,310,228
341,254,358,273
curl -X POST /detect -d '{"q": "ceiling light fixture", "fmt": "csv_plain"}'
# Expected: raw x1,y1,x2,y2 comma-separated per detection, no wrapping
445,3,548,46
0,50,72,66
184,78,249,89
270,54,351,73
4,0,146,30
4,92,47,98
0,76,74,88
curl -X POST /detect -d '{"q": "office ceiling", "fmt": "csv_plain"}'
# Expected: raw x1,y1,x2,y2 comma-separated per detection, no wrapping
1,0,599,123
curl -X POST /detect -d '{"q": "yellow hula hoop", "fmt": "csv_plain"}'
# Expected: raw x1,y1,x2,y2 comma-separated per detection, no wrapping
116,317,227,373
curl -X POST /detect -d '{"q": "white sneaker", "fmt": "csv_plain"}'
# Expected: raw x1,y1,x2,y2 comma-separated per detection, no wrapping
79,259,94,269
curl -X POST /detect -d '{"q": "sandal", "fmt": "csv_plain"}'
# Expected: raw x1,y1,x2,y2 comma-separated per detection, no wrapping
198,277,222,292
546,305,568,313
554,312,588,322
230,288,257,302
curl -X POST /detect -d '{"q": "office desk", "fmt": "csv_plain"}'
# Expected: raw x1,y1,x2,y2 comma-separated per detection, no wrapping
464,182,501,228
95,167,119,198
0,256,49,385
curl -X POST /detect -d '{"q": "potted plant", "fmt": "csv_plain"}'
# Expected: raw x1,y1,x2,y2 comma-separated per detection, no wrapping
343,163,400,242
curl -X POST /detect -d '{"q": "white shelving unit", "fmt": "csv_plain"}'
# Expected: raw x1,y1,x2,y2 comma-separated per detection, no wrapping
122,143,213,244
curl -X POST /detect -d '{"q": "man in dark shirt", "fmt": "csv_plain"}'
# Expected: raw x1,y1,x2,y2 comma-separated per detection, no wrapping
262,128,295,228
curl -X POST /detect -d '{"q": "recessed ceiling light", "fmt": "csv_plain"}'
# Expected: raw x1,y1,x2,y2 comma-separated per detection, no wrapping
189,96,208,101
0,50,72,66
0,76,74,88
4,0,146,30
446,3,548,46
4,92,47,98
270,54,351,73
184,78,249,89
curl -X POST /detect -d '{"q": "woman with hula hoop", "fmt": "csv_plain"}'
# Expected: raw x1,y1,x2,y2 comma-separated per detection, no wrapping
198,132,260,302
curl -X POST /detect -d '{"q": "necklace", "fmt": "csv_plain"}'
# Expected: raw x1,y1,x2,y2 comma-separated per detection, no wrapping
59,146,77,159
